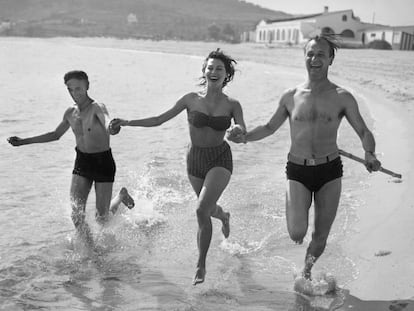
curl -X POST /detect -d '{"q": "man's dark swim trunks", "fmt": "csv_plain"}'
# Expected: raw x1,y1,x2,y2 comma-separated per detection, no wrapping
73,147,116,182
286,152,343,192
187,141,233,179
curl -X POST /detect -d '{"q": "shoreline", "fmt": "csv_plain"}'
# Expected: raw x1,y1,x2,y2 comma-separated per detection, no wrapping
3,36,414,308
333,74,414,309
339,80,414,300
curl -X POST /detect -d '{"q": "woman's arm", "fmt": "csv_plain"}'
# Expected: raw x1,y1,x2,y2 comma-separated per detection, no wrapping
226,99,247,143
110,95,189,129
231,100,247,132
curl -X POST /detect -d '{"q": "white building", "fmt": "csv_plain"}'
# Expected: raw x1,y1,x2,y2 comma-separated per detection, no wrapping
254,6,414,50
255,6,381,47
363,26,414,50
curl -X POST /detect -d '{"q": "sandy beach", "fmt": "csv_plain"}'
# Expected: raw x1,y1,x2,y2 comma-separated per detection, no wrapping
2,36,414,310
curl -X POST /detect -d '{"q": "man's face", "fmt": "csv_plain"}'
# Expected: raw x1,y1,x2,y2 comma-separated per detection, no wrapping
304,39,333,79
65,78,89,105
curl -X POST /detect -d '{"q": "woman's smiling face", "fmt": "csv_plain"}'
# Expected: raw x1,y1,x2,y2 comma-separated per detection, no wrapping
204,58,227,87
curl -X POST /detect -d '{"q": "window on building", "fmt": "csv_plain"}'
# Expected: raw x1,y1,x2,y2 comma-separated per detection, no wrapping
341,29,355,38
282,29,285,41
370,33,376,38
276,29,280,40
342,15,347,22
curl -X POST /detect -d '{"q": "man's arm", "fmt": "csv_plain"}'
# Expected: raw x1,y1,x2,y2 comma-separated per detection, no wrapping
245,90,290,142
8,112,70,146
95,103,111,132
342,91,381,172
95,102,122,136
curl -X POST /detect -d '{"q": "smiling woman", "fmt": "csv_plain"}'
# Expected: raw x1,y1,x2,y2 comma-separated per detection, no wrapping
107,48,247,286
199,49,237,88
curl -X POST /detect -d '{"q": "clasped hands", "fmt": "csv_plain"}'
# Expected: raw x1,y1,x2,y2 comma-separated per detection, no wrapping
226,124,247,144
108,118,128,135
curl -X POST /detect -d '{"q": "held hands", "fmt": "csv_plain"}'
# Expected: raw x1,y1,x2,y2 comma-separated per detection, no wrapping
365,152,381,172
226,124,247,144
108,118,128,135
7,136,23,146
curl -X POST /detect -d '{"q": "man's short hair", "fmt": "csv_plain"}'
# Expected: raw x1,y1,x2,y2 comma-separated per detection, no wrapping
64,70,89,84
304,34,340,58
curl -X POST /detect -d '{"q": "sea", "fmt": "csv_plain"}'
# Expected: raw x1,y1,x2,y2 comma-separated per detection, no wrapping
0,38,374,310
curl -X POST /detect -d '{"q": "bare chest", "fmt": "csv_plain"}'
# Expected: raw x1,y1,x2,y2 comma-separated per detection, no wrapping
290,92,342,124
68,107,99,136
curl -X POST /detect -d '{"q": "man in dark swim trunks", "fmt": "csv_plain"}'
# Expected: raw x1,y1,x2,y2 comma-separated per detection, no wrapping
7,70,135,247
228,35,381,279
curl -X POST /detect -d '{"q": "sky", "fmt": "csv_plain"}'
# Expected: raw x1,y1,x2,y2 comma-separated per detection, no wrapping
245,0,414,26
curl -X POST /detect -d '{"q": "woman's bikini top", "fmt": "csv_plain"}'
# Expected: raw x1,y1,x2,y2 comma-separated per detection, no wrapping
188,110,232,131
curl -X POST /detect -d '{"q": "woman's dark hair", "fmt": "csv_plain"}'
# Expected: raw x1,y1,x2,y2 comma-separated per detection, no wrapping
199,49,237,88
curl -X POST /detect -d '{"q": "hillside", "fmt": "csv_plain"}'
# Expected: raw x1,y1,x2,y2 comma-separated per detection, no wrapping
0,0,291,41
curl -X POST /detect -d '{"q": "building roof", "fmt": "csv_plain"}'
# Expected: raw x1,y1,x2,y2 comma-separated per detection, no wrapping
264,9,353,24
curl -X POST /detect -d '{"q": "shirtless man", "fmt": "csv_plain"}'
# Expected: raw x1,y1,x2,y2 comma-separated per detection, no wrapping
8,70,134,246
228,35,381,279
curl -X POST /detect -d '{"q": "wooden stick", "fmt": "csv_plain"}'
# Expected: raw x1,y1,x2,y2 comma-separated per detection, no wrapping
338,149,402,179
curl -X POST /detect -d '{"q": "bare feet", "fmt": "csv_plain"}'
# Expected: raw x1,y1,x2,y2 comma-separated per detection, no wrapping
193,267,206,286
95,213,109,224
302,269,312,280
110,187,135,214
120,187,135,209
302,254,317,280
221,212,230,238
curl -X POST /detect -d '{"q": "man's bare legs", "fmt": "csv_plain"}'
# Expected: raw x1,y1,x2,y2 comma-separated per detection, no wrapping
304,178,341,278
286,180,312,245
109,187,135,214
95,183,135,220
188,167,231,285
70,174,94,247
70,175,135,248
286,178,341,279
